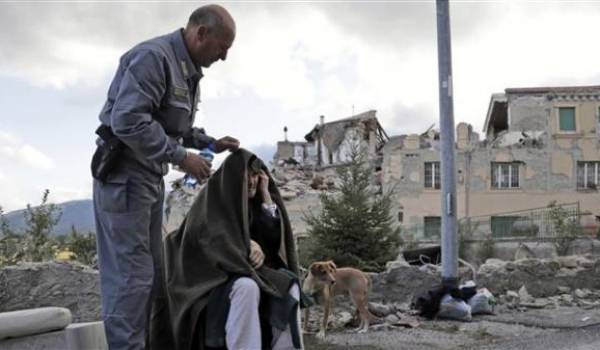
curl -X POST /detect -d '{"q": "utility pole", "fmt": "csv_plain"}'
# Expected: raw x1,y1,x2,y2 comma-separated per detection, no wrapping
436,0,458,288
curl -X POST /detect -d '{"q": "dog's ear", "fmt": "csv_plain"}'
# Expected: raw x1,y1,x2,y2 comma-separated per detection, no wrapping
327,260,337,271
309,263,320,275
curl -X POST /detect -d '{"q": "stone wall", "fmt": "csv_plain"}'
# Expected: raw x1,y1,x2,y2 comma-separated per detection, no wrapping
477,255,600,298
0,262,101,322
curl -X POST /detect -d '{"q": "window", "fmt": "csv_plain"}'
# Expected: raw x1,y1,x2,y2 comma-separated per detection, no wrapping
577,161,600,189
491,162,520,189
491,216,520,237
424,216,441,238
558,107,576,132
424,162,441,189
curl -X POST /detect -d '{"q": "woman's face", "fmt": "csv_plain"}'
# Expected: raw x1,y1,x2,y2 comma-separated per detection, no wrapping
248,171,259,198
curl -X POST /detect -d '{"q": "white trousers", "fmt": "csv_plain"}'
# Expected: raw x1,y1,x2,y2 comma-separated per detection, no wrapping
225,277,304,350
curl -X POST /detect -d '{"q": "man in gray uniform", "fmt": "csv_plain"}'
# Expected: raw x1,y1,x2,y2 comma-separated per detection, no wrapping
92,5,239,349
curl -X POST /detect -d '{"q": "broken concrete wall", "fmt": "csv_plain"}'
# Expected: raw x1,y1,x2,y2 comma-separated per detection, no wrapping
274,141,295,161
507,94,550,132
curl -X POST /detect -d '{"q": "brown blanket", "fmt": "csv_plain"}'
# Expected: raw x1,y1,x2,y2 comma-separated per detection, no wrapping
149,149,300,350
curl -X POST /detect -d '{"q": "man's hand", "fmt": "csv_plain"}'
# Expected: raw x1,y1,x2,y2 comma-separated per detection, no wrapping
179,152,212,180
212,136,240,153
249,240,265,269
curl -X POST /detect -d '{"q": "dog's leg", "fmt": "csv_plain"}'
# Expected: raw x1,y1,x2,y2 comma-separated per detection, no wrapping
353,291,371,333
317,287,331,339
303,307,310,333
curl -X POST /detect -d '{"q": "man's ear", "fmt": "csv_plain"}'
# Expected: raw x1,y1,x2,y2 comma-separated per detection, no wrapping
196,25,209,42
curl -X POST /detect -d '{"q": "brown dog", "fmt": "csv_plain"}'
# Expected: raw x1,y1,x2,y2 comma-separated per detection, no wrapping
302,260,375,338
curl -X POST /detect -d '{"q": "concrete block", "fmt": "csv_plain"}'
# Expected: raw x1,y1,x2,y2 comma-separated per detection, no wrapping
66,321,108,350
0,307,71,340
0,329,67,350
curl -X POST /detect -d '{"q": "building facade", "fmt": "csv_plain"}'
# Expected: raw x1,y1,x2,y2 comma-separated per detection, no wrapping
382,86,600,239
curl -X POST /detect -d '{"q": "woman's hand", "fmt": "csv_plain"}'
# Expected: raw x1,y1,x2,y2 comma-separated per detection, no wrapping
258,170,272,204
249,240,265,268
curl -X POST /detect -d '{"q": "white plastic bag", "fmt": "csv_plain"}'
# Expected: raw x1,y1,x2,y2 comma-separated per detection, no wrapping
468,288,496,315
438,293,472,321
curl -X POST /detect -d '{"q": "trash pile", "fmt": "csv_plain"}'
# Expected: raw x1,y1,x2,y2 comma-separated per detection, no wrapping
413,280,496,322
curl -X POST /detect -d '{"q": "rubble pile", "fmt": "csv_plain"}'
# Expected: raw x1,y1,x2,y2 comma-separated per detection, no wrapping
477,256,600,311
477,255,600,299
163,166,337,234
271,166,338,201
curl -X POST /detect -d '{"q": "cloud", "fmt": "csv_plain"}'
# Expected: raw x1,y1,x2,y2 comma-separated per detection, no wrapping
18,144,55,170
49,186,93,205
0,172,27,212
3,1,600,212
0,130,55,170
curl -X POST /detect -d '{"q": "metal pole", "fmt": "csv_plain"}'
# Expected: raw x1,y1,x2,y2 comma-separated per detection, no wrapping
436,0,458,288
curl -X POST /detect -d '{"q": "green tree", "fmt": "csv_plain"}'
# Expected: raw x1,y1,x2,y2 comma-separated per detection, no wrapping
303,145,400,272
0,206,22,267
548,201,582,256
22,189,62,262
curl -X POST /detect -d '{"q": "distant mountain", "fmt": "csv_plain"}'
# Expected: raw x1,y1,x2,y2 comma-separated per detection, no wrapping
3,199,95,236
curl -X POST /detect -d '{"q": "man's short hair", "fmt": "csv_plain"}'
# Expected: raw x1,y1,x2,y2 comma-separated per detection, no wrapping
187,6,225,36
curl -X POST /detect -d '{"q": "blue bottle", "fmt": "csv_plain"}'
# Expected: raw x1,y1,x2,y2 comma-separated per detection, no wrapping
183,147,214,188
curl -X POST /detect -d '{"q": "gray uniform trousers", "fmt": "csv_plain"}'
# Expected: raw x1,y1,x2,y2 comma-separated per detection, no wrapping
93,168,165,350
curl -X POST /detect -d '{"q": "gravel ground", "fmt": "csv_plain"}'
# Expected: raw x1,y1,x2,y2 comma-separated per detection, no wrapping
305,307,600,350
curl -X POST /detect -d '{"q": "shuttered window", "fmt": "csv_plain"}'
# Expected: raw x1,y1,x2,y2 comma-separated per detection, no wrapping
559,107,576,132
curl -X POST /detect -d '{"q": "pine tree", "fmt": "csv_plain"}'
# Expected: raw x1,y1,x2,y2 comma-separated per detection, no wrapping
304,145,400,272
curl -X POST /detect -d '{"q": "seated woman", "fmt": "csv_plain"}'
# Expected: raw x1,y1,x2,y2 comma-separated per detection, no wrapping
150,149,304,350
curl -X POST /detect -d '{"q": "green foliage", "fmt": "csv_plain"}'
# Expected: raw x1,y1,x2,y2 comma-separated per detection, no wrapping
303,145,401,272
0,190,97,268
458,219,479,260
21,189,62,262
548,201,582,256
63,226,97,266
0,205,15,237
477,234,495,264
0,206,21,267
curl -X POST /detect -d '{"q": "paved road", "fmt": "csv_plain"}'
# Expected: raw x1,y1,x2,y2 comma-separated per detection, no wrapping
472,323,600,350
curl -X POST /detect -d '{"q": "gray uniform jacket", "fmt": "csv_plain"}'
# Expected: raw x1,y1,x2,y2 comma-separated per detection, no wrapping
97,28,214,178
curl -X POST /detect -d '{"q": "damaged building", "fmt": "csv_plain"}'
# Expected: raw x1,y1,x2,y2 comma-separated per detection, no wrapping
273,110,389,168
382,85,600,239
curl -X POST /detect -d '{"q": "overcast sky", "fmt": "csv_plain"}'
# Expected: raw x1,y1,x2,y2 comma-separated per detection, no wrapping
1,1,599,211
